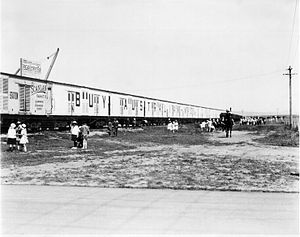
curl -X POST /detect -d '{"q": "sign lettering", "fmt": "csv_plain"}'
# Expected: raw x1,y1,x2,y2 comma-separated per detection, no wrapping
20,58,42,78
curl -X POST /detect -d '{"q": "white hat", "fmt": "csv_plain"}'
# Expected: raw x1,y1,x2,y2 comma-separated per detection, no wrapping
10,123,16,128
22,124,26,128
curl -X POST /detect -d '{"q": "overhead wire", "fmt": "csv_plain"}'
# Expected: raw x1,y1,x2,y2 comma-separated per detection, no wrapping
286,0,298,66
291,36,299,66
132,69,283,93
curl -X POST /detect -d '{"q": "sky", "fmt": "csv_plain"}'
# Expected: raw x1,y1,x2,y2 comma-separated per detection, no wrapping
1,0,299,115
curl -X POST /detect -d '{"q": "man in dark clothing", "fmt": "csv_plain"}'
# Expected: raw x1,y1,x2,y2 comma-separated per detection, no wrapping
224,110,234,138
107,120,113,136
113,119,119,136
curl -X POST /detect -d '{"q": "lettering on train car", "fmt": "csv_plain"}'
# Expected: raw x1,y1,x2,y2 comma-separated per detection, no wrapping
35,100,44,110
75,92,80,106
89,94,93,107
30,83,47,95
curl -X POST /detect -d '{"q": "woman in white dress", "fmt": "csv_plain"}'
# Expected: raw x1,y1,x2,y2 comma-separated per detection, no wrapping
19,124,29,152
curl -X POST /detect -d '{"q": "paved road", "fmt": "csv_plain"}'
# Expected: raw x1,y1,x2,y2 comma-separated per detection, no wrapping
1,185,299,235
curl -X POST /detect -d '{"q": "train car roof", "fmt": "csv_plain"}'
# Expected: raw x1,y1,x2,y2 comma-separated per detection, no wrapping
1,71,225,111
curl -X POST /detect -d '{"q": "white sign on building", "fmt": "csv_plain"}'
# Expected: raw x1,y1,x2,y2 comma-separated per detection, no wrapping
20,58,41,78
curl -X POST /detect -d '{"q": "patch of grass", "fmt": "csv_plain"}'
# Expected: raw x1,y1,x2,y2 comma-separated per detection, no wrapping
112,125,210,145
236,124,299,147
1,131,135,168
256,129,299,147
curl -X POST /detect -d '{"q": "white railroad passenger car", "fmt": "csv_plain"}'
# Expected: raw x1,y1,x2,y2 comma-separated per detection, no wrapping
0,72,225,131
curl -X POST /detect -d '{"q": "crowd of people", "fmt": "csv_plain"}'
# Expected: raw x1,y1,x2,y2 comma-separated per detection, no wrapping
107,119,119,137
239,117,265,126
199,119,218,132
167,120,179,133
70,121,90,149
6,111,237,151
197,110,234,138
239,116,285,126
6,121,28,152
70,119,121,149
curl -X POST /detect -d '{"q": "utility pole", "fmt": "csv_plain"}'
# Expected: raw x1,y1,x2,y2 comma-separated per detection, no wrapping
283,66,296,129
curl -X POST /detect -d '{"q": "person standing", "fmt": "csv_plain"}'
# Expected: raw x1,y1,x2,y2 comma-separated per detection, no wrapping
167,120,173,133
77,128,83,148
7,123,17,151
200,121,206,132
174,120,179,132
107,120,113,136
70,121,80,148
207,119,215,132
19,124,29,152
113,119,119,136
16,121,22,151
80,123,90,149
224,110,233,138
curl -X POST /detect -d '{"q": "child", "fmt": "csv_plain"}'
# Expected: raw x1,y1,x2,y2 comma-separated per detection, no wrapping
19,124,29,152
7,123,17,151
16,121,22,150
173,120,179,132
80,123,90,149
107,121,113,136
167,120,173,133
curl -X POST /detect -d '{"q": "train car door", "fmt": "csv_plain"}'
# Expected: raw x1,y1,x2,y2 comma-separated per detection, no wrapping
120,98,124,116
19,84,31,112
94,95,100,115
68,91,75,115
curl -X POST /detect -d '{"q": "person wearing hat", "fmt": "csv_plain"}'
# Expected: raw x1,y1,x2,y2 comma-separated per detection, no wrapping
70,121,80,148
19,124,29,152
7,123,17,151
224,109,233,138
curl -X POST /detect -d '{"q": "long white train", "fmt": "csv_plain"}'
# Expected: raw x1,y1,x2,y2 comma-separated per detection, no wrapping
0,72,226,131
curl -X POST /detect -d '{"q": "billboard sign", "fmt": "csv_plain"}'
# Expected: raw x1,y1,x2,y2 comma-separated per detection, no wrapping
20,58,41,78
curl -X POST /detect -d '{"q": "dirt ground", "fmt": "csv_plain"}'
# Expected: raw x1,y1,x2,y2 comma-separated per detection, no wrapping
1,126,299,192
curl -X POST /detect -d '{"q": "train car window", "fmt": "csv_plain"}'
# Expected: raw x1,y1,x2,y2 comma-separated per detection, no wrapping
82,92,84,99
72,93,74,102
68,93,70,101
86,92,88,99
